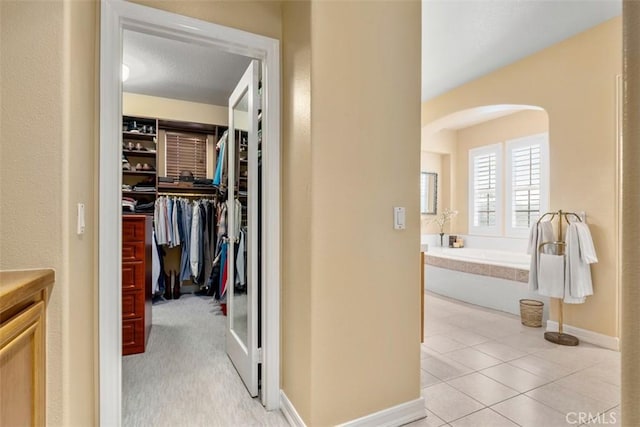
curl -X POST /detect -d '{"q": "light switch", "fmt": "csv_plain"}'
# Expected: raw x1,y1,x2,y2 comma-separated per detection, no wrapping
394,207,406,230
77,203,86,235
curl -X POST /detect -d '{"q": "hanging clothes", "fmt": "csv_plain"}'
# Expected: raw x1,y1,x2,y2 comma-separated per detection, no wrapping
196,201,208,284
179,200,193,281
153,195,224,289
213,132,227,186
202,202,215,287
235,228,246,288
190,201,201,279
152,230,161,295
219,241,229,298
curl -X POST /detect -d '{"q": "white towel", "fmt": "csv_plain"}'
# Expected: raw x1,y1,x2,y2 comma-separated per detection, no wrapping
528,221,555,292
564,222,597,303
576,222,598,263
538,253,565,298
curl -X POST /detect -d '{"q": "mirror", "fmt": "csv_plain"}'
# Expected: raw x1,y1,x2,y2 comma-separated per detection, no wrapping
231,88,249,348
421,172,437,215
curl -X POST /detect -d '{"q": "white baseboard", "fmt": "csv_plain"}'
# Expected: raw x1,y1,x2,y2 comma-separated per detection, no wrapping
546,321,620,351
338,397,426,427
280,391,426,427
280,391,306,427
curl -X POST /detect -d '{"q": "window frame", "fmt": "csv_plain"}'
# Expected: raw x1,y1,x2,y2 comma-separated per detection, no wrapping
505,133,550,238
468,143,503,236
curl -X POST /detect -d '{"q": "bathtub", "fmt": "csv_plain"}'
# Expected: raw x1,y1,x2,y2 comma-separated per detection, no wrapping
424,246,549,318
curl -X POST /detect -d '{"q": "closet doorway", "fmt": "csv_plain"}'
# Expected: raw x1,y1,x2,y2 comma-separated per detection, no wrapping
99,2,281,425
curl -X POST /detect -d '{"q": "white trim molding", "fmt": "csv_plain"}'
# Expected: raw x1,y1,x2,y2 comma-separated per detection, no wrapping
337,398,427,427
546,321,620,351
280,391,307,427
99,1,281,424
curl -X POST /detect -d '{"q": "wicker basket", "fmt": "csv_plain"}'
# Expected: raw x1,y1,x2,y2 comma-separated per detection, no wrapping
519,299,544,327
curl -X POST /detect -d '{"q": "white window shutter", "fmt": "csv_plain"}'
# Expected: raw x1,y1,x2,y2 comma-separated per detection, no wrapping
506,133,549,237
468,143,502,235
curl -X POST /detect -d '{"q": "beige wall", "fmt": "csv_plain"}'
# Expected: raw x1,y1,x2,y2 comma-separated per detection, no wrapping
422,17,622,339
123,92,228,125
1,0,421,426
0,2,67,423
622,3,640,424
309,1,421,424
281,1,313,421
0,1,283,425
455,110,549,235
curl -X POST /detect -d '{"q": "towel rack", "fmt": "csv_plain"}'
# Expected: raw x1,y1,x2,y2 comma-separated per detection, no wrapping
536,209,583,346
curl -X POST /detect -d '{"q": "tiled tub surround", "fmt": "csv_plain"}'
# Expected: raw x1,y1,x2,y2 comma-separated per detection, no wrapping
425,249,529,283
424,248,549,319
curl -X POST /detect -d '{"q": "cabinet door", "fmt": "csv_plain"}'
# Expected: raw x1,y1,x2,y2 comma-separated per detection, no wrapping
0,301,45,427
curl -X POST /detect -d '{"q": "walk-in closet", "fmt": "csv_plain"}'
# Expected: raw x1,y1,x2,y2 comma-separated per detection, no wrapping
118,29,281,426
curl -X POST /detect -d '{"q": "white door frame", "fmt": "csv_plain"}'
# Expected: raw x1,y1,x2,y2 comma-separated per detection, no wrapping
99,1,281,425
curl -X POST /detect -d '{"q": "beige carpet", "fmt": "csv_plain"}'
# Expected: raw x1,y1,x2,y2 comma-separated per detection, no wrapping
122,294,288,427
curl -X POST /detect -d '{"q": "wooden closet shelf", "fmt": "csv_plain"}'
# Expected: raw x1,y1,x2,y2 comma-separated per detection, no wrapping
122,131,157,139
123,170,156,176
123,149,157,157
122,190,157,196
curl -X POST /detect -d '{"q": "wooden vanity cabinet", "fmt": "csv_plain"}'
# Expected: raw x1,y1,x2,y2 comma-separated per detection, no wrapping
0,269,54,427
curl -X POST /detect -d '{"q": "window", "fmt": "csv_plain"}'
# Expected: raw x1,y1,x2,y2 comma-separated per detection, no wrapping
469,144,502,235
165,131,208,179
467,134,549,237
506,133,549,237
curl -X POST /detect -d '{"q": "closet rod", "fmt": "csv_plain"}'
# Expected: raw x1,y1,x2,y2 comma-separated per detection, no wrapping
157,191,219,198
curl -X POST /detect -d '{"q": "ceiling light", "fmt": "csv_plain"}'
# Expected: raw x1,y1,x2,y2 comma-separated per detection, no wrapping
122,64,130,82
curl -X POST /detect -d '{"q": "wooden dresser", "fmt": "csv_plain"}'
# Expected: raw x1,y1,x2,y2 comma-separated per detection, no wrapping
0,269,54,427
122,215,152,355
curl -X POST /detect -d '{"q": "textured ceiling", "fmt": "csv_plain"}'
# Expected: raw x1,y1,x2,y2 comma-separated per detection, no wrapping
422,0,622,102
123,30,252,106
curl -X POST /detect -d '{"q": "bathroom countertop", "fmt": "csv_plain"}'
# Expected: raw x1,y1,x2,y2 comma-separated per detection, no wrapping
0,269,55,313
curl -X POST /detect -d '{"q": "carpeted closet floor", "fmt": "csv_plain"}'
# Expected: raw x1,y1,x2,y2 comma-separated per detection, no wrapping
122,294,288,427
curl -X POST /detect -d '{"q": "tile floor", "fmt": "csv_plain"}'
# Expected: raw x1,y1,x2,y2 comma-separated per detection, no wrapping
408,292,621,427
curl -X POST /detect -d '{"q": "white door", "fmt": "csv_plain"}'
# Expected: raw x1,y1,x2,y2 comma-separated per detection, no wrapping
226,60,260,396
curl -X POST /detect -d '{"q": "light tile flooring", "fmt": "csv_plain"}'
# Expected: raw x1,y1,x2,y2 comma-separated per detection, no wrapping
408,292,621,427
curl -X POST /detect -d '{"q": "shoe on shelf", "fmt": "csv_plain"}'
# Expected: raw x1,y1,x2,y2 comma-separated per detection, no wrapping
135,163,143,171
135,142,144,151
142,163,154,171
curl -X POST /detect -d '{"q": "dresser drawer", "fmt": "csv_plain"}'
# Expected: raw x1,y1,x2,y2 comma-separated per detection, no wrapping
123,219,145,242
122,290,145,319
122,242,145,262
122,262,144,291
122,318,145,354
